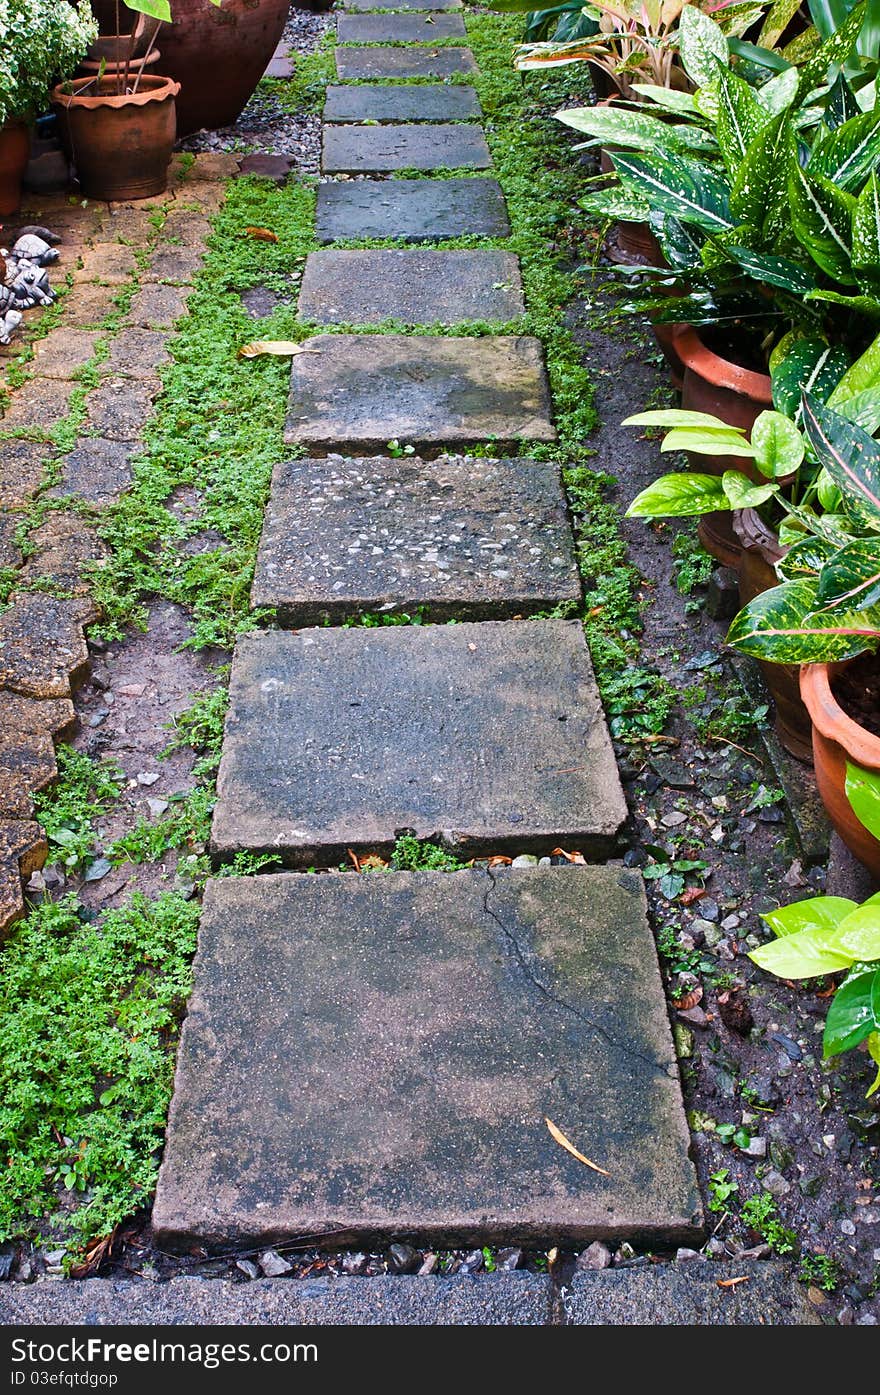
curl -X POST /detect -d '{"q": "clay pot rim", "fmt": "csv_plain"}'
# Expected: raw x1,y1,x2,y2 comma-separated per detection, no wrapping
51,74,180,110
672,324,773,405
800,659,880,771
81,49,161,73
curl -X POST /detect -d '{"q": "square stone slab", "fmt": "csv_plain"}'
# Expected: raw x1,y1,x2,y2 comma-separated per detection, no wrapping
251,454,581,623
210,619,625,863
323,123,491,173
337,13,467,40
284,335,555,451
336,46,477,79
316,177,510,242
298,249,524,325
324,83,480,123
344,0,462,8
152,866,702,1249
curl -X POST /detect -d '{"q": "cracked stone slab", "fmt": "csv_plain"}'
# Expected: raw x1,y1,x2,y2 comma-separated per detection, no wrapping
210,619,624,863
20,516,106,596
316,177,510,242
562,1262,820,1325
284,335,555,451
0,378,76,439
252,454,581,623
298,250,523,325
0,594,93,700
50,438,136,506
29,328,100,380
153,865,701,1249
101,327,171,379
336,46,477,79
73,243,139,285
337,13,467,40
58,283,120,329
0,1274,552,1327
0,818,47,938
323,123,491,173
0,692,76,740
324,83,480,123
84,377,162,442
0,441,47,508
0,725,58,818
147,246,204,285
126,283,190,329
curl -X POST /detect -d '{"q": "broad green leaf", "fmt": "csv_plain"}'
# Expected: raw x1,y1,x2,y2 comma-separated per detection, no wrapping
728,36,794,74
763,895,857,937
823,966,880,1056
678,6,729,90
853,172,880,295
817,538,880,611
610,150,734,236
726,576,873,661
835,386,880,434
625,473,728,518
823,71,860,130
789,162,857,283
731,113,796,230
809,109,880,192
801,393,880,529
581,189,653,222
833,902,880,960
661,427,757,457
804,290,880,316
750,925,857,978
867,1031,880,1097
845,761,880,840
817,468,843,510
796,0,867,99
776,534,838,579
556,107,715,153
629,84,700,115
727,244,817,296
751,410,805,477
126,0,171,17
721,471,777,507
828,328,880,408
757,66,800,115
771,337,850,419
622,409,732,429
716,64,773,174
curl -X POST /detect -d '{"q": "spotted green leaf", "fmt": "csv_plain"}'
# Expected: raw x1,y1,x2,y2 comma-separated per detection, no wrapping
853,172,880,295
823,72,860,131
610,151,734,236
789,162,857,283
796,0,867,99
750,410,805,477
726,576,874,662
626,473,728,518
715,64,773,175
828,329,880,409
809,109,880,193
726,245,817,296
776,534,838,579
801,393,880,531
730,113,795,231
816,537,880,611
721,471,777,507
771,337,850,419
556,107,716,154
678,6,729,90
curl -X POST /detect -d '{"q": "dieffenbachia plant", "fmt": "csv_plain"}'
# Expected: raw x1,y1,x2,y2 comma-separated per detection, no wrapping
749,760,880,1099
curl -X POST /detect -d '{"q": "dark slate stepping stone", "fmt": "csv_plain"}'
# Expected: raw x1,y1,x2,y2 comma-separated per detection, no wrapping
336,46,477,79
323,82,480,123
344,0,463,9
337,12,467,40
323,123,491,173
284,334,555,451
297,249,524,324
316,177,510,242
153,864,701,1249
209,620,623,862
562,1263,820,1325
251,454,581,623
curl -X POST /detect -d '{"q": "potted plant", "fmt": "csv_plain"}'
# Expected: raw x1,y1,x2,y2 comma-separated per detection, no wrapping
52,0,190,201
748,776,880,1099
0,0,97,215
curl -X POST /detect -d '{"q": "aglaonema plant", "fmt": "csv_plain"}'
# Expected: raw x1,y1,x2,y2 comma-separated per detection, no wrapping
749,759,880,1098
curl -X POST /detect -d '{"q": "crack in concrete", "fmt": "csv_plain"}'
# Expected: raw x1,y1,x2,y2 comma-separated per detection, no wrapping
482,867,676,1080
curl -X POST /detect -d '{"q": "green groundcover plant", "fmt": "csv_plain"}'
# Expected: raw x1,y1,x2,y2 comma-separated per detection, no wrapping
749,760,880,1098
0,0,96,125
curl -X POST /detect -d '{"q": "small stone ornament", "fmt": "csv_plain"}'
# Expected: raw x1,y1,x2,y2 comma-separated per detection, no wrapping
10,233,59,266
8,261,57,308
0,309,23,344
0,282,14,315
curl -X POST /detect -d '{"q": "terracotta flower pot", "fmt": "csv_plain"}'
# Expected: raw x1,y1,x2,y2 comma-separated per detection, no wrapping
599,147,664,267
156,0,290,138
734,509,813,763
52,74,180,201
0,122,31,216
672,324,773,570
800,660,880,878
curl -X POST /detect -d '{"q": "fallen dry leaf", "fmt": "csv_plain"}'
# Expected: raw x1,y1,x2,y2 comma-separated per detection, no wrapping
237,341,319,360
544,1116,610,1176
359,854,388,871
717,1276,749,1290
347,848,361,873
680,886,706,906
487,855,512,867
672,984,703,1011
244,226,279,242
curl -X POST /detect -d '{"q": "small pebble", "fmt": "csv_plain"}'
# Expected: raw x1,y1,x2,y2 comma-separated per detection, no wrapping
137,771,161,786
840,1220,857,1236
496,1247,523,1272
236,1259,260,1280
763,1169,790,1198
675,1248,701,1262
417,1254,438,1276
459,1249,484,1274
576,1241,611,1271
341,1252,369,1276
511,854,538,868
257,1249,292,1277
387,1243,420,1274
147,798,169,818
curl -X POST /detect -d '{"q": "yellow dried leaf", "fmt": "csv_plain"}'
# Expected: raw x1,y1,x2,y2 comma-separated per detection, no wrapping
237,341,318,360
544,1117,610,1176
244,226,279,242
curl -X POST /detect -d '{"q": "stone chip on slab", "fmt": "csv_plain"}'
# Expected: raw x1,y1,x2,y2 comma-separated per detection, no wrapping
316,177,510,243
322,122,491,173
252,454,581,623
284,334,555,451
153,866,701,1249
210,619,623,863
297,249,523,325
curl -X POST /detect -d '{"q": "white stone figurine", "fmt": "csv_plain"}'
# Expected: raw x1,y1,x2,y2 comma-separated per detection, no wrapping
0,309,23,344
10,233,59,266
8,261,56,307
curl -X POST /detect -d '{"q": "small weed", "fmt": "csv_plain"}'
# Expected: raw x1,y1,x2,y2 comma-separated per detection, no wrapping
741,1193,797,1255
716,1122,753,1150
671,527,714,598
342,609,426,628
798,1253,843,1292
482,1246,496,1273
708,1168,739,1214
389,836,465,873
33,748,124,873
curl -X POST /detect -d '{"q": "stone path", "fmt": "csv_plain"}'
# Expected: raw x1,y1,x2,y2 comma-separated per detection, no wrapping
153,8,702,1257
0,153,238,936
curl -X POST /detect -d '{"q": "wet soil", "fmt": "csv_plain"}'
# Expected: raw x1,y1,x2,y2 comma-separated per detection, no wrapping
834,653,880,740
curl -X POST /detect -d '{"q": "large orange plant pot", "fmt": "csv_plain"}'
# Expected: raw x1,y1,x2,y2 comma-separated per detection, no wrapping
0,122,30,216
52,74,180,201
800,661,880,878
